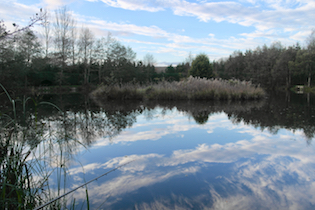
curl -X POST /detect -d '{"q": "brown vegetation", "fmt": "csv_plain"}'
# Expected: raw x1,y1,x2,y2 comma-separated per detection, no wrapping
91,76,266,101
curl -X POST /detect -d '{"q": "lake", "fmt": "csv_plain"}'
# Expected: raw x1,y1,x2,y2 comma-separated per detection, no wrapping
3,91,315,209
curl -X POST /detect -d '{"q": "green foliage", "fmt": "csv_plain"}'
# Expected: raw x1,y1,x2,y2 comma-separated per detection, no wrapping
164,65,180,81
189,54,213,79
292,48,315,87
192,110,210,125
176,62,190,78
212,36,315,90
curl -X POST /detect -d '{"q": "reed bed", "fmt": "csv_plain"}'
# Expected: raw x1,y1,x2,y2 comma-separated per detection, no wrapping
91,76,266,100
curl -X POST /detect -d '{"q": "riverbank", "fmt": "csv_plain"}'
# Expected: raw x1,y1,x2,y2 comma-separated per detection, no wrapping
91,76,266,100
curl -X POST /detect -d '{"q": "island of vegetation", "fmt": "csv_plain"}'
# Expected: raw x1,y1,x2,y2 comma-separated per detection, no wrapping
91,53,266,100
91,76,265,101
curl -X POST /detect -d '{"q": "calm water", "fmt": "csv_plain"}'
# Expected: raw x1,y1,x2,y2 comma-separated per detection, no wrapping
10,92,315,209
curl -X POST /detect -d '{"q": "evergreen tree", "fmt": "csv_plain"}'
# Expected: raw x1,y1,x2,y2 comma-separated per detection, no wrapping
189,54,213,78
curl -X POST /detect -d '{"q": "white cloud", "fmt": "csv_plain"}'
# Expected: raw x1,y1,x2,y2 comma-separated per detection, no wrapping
4,0,314,64
38,105,314,209
69,153,164,175
77,16,270,60
0,1,40,28
88,19,169,38
67,127,314,209
42,0,69,9
100,0,164,12
96,0,314,44
289,30,313,42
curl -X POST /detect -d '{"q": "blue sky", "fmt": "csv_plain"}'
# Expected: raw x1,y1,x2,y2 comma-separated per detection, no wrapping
2,0,315,65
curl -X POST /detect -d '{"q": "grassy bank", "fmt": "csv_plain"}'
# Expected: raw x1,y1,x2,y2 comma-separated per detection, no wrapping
91,76,266,100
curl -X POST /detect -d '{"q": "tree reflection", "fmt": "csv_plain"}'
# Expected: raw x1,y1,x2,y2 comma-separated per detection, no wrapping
4,91,315,152
226,92,315,144
192,111,210,125
0,92,144,209
2,89,315,208
90,92,315,145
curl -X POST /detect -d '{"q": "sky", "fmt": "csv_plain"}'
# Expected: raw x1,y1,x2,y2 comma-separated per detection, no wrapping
55,108,314,209
1,0,315,66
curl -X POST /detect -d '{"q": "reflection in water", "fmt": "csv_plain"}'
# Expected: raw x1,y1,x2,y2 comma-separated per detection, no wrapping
66,108,314,209
2,91,315,209
30,92,315,146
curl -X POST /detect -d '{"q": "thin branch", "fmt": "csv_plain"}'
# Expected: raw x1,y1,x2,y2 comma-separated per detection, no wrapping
0,9,46,40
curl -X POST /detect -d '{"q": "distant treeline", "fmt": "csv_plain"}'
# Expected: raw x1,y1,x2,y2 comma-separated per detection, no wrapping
0,7,190,90
212,33,315,89
0,6,314,90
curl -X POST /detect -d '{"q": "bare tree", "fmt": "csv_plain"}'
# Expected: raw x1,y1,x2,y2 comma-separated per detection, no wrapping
78,27,94,84
95,33,116,83
143,53,156,66
41,8,51,58
306,29,315,51
70,20,77,66
54,6,75,85
304,29,315,87
93,38,104,83
17,28,41,88
185,51,194,67
126,46,136,63
103,32,116,61
17,29,41,64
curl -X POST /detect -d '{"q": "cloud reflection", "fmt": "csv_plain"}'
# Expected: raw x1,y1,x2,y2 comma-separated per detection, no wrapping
93,111,231,147
67,110,315,209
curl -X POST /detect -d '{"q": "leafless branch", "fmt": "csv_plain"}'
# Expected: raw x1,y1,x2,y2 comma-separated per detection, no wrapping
0,9,46,40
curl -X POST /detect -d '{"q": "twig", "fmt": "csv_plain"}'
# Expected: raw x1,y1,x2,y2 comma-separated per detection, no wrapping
0,9,46,40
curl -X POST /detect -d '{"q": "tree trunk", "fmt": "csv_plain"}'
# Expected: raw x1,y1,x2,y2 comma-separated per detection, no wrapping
286,67,291,89
307,93,310,105
84,65,87,85
99,64,101,84
24,75,27,89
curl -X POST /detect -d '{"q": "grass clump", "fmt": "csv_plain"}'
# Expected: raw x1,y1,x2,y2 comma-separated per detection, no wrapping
0,92,47,209
0,84,85,210
91,76,266,101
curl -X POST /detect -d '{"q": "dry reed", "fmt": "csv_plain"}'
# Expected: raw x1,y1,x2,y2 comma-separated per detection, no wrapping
91,76,266,100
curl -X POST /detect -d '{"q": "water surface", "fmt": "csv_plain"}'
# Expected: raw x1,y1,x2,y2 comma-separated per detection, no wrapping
15,92,315,209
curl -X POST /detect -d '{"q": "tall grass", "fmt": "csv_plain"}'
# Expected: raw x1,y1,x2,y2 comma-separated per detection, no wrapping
0,86,45,209
0,84,86,209
91,76,266,101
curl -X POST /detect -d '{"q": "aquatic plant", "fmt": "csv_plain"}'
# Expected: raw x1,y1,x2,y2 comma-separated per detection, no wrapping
91,76,266,100
0,84,84,209
0,85,45,209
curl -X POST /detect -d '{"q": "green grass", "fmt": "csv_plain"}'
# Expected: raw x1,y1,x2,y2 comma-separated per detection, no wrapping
0,85,45,209
91,76,266,101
